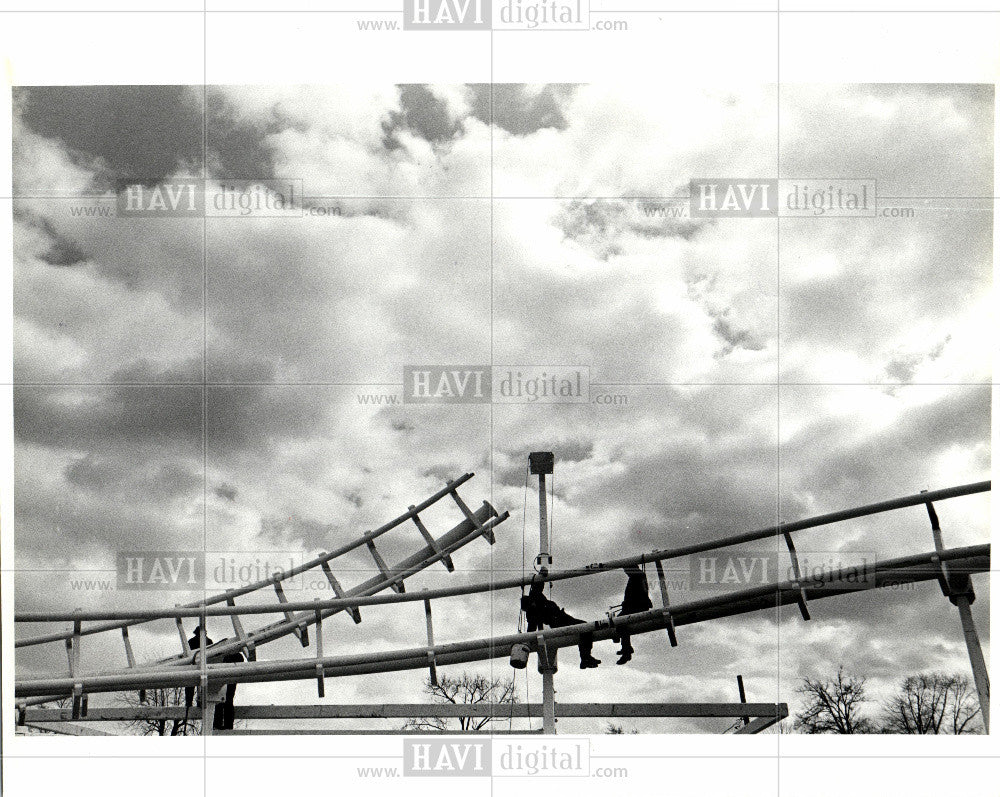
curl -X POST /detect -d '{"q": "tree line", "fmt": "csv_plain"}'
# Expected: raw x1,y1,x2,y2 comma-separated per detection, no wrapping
793,665,983,734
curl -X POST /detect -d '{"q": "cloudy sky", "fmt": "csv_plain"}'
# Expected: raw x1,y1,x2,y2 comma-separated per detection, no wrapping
12,83,992,732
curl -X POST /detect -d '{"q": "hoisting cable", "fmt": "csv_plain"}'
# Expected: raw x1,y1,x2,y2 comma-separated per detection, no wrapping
510,461,530,732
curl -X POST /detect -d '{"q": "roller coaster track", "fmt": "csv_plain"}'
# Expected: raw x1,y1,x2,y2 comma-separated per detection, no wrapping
14,480,990,710
15,473,508,709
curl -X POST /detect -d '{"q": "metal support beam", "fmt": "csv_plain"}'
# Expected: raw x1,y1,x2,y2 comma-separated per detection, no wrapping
955,595,990,732
654,559,678,646
537,472,550,568
18,480,987,641
367,540,404,594
314,605,325,698
448,484,495,544
410,506,454,571
121,625,146,703
121,625,135,669
14,544,989,698
67,616,83,719
20,722,114,736
736,675,749,728
226,595,255,661
319,560,361,624
782,532,810,621
530,453,557,734
175,613,191,657
199,622,212,735
24,702,789,721
424,594,438,686
924,496,990,732
273,576,310,646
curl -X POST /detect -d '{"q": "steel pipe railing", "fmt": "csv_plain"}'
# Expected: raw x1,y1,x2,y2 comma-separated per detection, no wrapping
15,542,989,698
16,480,989,627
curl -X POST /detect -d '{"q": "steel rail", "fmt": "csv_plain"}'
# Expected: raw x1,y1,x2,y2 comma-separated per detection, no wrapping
14,472,476,645
16,480,989,627
14,505,506,708
15,542,988,698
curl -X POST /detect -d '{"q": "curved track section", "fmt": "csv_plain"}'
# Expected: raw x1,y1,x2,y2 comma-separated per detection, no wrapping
14,480,990,704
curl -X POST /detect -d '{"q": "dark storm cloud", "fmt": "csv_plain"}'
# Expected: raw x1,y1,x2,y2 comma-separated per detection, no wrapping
382,85,460,150
66,455,201,502
202,350,278,384
16,85,203,187
610,435,780,548
778,202,990,376
19,213,89,267
557,439,595,463
711,310,766,356
783,386,990,504
214,483,238,502
205,385,337,455
493,269,695,383
469,84,574,135
40,233,87,267
111,359,203,384
14,384,203,452
206,88,276,179
493,440,594,488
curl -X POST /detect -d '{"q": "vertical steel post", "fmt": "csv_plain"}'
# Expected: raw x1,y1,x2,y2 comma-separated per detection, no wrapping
424,594,438,687
541,669,557,735
923,495,990,732
737,674,750,728
315,602,326,698
198,621,212,736
537,473,550,567
529,452,556,734
955,595,990,732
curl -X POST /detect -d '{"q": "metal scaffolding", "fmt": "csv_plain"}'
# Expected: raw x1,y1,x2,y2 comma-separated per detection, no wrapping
13,477,991,735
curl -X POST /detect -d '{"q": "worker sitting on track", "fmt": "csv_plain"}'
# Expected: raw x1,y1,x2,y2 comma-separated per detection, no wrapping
613,564,652,665
521,569,601,669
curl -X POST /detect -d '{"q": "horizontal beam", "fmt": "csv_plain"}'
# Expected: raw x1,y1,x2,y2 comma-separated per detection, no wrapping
15,480,989,626
15,543,988,698
220,729,546,735
20,722,115,736
22,702,788,722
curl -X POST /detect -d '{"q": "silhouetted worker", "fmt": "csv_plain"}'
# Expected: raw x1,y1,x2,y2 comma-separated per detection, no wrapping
184,626,214,709
521,569,600,669
614,565,652,665
213,650,245,730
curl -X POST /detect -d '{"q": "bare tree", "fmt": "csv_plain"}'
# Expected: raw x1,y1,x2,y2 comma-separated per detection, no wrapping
880,673,982,734
119,688,199,736
402,672,518,732
605,723,639,734
793,666,874,734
